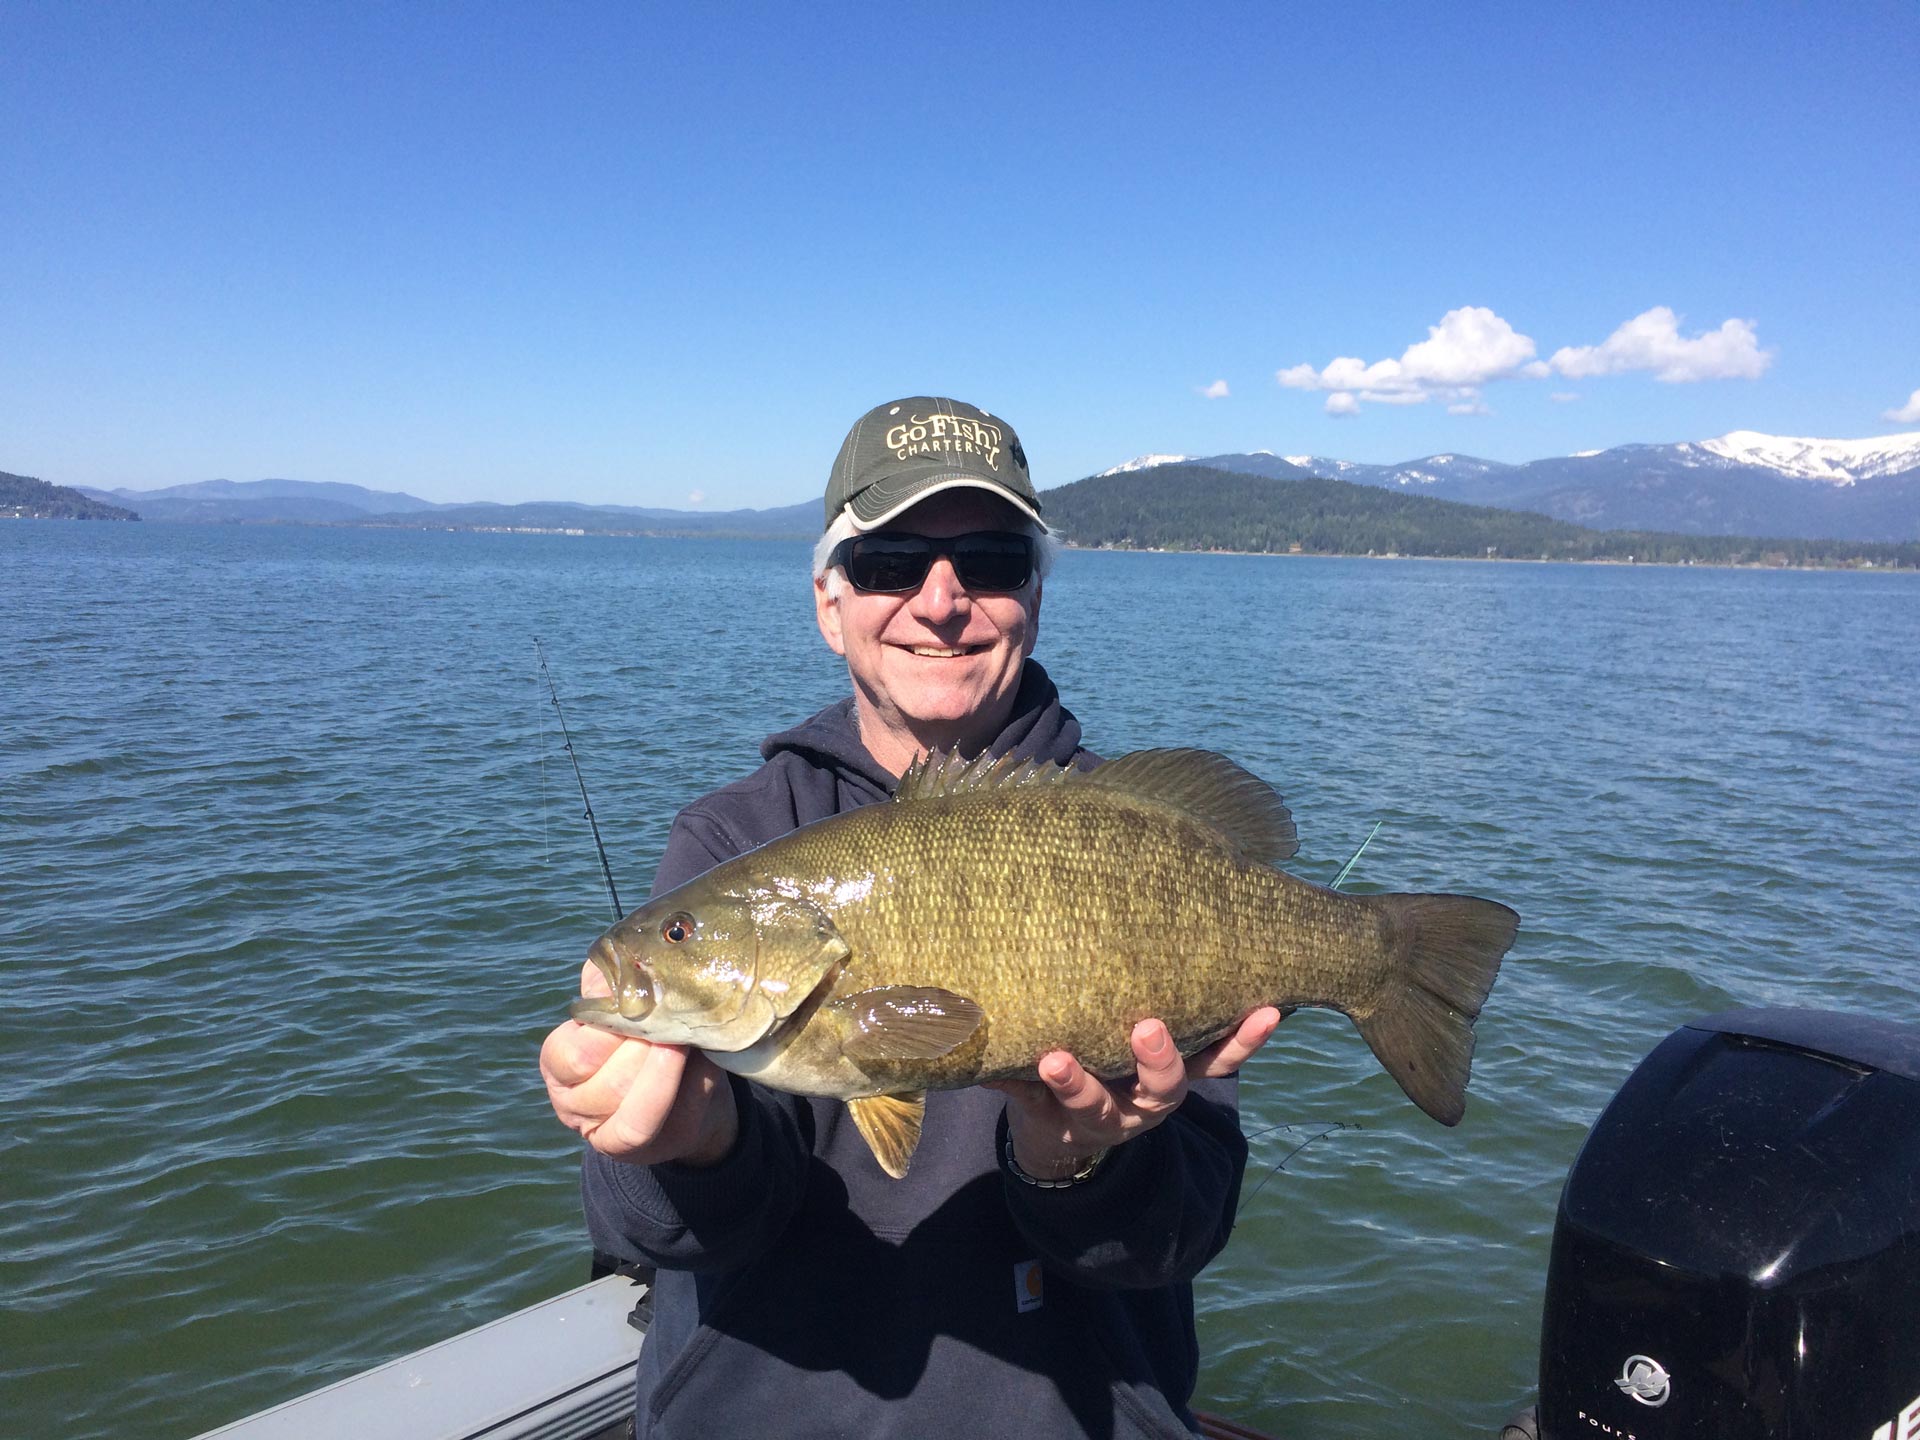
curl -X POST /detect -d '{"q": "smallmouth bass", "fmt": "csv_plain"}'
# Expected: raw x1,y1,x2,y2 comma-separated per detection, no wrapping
570,749,1519,1178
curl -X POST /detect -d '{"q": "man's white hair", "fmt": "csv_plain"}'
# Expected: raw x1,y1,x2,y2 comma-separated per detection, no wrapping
813,505,1059,600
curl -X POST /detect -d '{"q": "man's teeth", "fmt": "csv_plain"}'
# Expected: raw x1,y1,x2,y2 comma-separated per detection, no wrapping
909,646,974,657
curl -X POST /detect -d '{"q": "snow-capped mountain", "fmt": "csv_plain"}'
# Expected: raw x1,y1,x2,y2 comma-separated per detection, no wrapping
1278,453,1518,488
1096,453,1196,476
1690,430,1920,485
1090,431,1920,542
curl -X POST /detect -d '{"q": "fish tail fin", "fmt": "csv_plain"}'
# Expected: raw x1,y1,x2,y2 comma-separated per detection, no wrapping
1352,893,1518,1126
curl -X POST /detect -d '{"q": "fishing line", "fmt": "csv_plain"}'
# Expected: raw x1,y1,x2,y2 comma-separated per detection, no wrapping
1331,821,1383,890
534,638,624,923
535,653,551,864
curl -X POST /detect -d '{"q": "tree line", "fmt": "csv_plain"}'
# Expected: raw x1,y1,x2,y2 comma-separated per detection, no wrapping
1039,466,1919,569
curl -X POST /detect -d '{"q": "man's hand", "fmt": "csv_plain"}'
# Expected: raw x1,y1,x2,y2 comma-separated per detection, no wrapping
539,960,740,1167
987,1007,1284,1181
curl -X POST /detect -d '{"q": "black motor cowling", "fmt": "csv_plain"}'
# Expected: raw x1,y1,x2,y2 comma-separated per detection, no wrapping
1532,1008,1920,1440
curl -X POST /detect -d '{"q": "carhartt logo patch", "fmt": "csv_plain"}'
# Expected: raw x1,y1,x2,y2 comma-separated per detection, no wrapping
885,411,1003,470
1013,1259,1043,1313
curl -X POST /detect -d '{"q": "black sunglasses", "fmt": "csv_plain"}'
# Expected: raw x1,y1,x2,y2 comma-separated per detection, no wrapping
827,531,1036,595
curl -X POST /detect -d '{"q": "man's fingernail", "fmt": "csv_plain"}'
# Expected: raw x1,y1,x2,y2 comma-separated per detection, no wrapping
1140,1023,1168,1055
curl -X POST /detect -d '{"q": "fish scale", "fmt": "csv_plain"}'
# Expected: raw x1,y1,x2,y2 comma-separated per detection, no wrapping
777,785,1383,1081
573,748,1520,1177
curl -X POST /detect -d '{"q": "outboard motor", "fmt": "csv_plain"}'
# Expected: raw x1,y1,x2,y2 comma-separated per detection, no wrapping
1506,1008,1920,1440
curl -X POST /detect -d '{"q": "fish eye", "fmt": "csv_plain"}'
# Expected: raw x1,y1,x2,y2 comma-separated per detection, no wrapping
661,912,695,945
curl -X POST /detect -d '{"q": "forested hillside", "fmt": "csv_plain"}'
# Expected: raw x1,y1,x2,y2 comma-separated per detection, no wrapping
1041,466,1917,568
1,471,139,520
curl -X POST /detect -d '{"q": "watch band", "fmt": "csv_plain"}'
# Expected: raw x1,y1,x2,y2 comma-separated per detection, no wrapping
1003,1131,1108,1188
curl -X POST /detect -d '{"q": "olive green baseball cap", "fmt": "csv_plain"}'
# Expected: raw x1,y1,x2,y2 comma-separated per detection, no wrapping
824,396,1042,531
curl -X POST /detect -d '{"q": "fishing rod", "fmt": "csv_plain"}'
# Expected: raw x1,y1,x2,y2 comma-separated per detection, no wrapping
1241,1121,1357,1204
534,638,624,923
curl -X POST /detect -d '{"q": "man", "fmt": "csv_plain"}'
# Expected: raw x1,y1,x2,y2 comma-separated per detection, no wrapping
540,396,1281,1439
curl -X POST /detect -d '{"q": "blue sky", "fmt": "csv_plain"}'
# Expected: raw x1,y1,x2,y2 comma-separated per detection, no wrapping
4,2,1916,508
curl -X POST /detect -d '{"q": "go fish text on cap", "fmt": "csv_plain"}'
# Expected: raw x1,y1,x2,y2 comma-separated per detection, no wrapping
887,412,1003,470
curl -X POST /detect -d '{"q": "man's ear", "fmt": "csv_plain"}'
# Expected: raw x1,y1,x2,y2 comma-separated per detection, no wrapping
815,575,846,656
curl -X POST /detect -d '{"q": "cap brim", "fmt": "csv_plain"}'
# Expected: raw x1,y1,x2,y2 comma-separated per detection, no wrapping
847,475,1044,531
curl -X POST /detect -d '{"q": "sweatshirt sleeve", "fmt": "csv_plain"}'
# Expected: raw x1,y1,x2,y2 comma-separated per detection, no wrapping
582,1074,810,1272
996,1075,1248,1291
576,805,811,1273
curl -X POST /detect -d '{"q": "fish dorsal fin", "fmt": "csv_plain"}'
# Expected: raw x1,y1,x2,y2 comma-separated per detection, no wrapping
895,749,1070,802
1079,749,1299,864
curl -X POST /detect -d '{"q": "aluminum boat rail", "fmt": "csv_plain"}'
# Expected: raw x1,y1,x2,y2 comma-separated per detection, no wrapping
193,1274,649,1440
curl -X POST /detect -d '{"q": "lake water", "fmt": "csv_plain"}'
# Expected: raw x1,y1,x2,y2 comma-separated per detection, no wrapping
3,521,1916,1439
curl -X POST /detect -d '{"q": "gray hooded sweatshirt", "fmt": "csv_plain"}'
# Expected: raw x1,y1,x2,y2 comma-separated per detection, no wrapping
581,661,1250,1439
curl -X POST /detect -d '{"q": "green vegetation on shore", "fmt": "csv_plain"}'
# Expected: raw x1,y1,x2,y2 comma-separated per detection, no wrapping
1,471,140,521
1041,466,1919,569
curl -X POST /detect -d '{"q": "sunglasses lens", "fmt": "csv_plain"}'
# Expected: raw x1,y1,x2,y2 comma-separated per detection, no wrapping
847,539,934,593
951,535,1033,591
841,532,1035,593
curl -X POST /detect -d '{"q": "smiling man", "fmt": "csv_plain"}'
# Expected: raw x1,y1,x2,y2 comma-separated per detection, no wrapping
540,396,1279,1439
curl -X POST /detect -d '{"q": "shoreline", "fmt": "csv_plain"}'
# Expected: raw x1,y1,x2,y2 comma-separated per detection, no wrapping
11,514,1915,571
1055,542,1919,574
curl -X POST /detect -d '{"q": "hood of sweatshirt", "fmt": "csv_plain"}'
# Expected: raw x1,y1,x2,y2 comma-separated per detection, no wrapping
758,658,1091,802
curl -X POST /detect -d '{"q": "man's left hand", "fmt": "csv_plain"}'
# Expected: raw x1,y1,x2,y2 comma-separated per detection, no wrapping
987,1007,1284,1182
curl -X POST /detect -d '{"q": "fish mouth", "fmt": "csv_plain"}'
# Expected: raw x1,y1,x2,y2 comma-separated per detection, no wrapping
585,936,623,996
569,996,661,1040
580,935,656,1026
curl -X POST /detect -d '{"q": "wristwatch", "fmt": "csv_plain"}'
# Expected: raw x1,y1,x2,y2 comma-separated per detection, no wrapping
1003,1131,1108,1188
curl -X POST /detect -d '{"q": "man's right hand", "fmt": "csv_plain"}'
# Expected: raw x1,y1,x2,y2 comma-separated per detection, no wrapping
539,963,740,1167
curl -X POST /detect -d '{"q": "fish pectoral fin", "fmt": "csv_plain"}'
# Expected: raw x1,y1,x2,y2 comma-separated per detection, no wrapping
846,1092,926,1180
828,986,985,1062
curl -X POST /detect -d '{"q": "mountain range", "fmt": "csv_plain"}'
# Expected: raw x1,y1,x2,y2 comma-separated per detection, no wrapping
1098,431,1920,543
70,477,817,535
39,428,1920,543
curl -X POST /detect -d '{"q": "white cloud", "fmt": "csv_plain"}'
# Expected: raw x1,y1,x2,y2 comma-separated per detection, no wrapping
1352,389,1428,406
1399,307,1539,386
1277,306,1538,413
1279,303,1776,419
1199,379,1230,399
687,489,706,506
1548,307,1771,382
1883,388,1920,424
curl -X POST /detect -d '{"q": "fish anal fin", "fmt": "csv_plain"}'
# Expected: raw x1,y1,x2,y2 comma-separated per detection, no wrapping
1082,749,1299,864
847,1092,926,1179
829,986,984,1062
